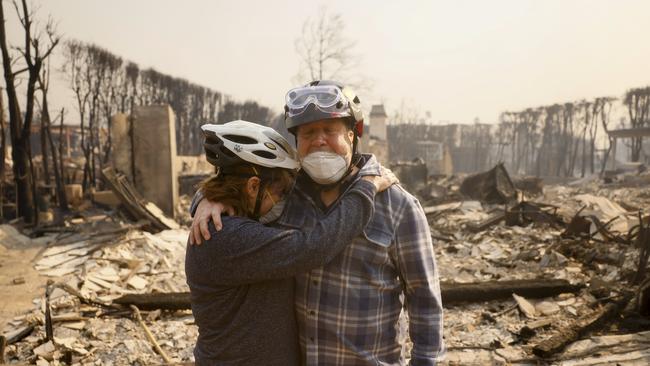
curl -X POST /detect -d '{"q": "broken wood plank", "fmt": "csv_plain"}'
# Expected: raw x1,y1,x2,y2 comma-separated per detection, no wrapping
422,201,462,216
557,330,650,364
519,318,554,340
442,279,584,304
513,293,537,318
2,324,35,345
45,281,54,342
130,305,172,364
113,292,191,310
51,313,89,323
532,294,632,358
556,239,623,266
101,167,178,232
0,334,5,364
431,233,453,243
52,282,115,309
505,201,564,228
466,211,506,232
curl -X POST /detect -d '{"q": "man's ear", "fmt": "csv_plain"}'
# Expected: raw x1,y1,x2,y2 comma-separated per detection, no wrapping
245,176,261,197
347,129,355,145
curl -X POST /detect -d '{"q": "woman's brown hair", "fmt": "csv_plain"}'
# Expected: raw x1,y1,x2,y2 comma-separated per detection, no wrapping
199,164,295,218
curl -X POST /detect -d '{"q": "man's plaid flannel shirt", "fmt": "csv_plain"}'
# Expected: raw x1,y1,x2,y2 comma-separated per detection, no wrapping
276,155,445,366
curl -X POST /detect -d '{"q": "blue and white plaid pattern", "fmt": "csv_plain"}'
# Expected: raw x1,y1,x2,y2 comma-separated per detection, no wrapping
277,155,445,366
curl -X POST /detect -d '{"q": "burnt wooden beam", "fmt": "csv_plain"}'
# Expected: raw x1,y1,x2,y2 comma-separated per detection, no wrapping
532,294,632,358
113,292,192,311
111,279,584,311
2,324,35,345
466,211,506,233
441,279,584,305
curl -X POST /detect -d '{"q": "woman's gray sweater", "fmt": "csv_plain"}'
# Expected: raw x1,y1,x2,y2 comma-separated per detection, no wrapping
185,179,376,366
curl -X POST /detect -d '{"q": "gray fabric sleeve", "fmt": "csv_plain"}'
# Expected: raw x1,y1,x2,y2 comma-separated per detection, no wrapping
185,179,376,286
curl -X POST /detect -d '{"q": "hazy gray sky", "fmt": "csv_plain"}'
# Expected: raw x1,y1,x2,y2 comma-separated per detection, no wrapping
6,0,650,123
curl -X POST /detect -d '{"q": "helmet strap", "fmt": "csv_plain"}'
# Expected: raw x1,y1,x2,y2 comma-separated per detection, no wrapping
252,180,267,219
251,166,269,219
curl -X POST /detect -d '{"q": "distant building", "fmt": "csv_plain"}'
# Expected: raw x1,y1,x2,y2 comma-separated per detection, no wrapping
605,126,650,169
368,104,387,141
359,104,389,165
29,124,84,158
387,123,493,174
413,140,453,175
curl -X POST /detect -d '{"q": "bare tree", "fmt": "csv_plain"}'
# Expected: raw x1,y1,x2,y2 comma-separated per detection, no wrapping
63,40,94,190
497,95,628,178
534,104,562,177
217,99,274,126
37,57,67,211
97,50,122,164
495,113,513,164
550,103,570,176
623,86,650,162
0,87,5,219
294,7,368,88
597,97,616,175
0,0,59,223
63,40,226,161
578,101,593,177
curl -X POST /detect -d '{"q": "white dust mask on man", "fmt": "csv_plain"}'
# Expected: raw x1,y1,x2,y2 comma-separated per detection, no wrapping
300,151,348,185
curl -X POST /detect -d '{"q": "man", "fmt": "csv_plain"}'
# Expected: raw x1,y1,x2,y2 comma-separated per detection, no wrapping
191,81,445,365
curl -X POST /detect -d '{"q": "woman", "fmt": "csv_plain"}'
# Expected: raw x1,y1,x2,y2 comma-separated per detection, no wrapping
185,120,394,366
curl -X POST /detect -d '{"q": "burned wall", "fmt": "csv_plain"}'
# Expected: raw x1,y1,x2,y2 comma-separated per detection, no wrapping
132,105,179,218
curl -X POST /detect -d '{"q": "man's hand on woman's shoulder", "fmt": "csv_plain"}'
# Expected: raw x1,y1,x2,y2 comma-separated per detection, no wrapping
189,200,235,245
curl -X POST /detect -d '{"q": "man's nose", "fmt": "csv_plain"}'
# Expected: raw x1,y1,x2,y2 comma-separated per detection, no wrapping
312,131,328,146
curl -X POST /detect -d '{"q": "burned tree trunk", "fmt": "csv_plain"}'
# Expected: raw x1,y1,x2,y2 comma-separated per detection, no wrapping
40,85,68,212
0,3,33,222
0,0,59,223
0,88,5,218
623,87,650,162
532,294,632,358
40,112,50,185
58,110,66,184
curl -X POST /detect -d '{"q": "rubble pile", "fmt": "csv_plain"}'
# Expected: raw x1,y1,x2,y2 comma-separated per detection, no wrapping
1,165,649,365
1,217,196,365
425,169,650,365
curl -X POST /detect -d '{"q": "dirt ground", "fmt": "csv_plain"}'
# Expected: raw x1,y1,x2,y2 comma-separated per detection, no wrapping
0,239,48,332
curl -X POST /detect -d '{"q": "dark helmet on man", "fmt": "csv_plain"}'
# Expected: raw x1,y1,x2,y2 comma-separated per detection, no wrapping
284,80,364,142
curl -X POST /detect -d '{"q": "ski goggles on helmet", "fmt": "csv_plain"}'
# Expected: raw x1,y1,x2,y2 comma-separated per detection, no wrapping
285,85,349,113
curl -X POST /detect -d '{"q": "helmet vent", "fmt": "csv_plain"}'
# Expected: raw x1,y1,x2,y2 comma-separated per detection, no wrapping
269,137,289,154
252,150,276,159
223,134,257,144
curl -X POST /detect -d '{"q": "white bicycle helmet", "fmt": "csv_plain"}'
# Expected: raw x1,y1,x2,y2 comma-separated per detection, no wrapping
202,120,299,171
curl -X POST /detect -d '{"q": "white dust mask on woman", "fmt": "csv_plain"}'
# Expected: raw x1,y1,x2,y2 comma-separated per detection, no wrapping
300,151,349,185
258,198,286,224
